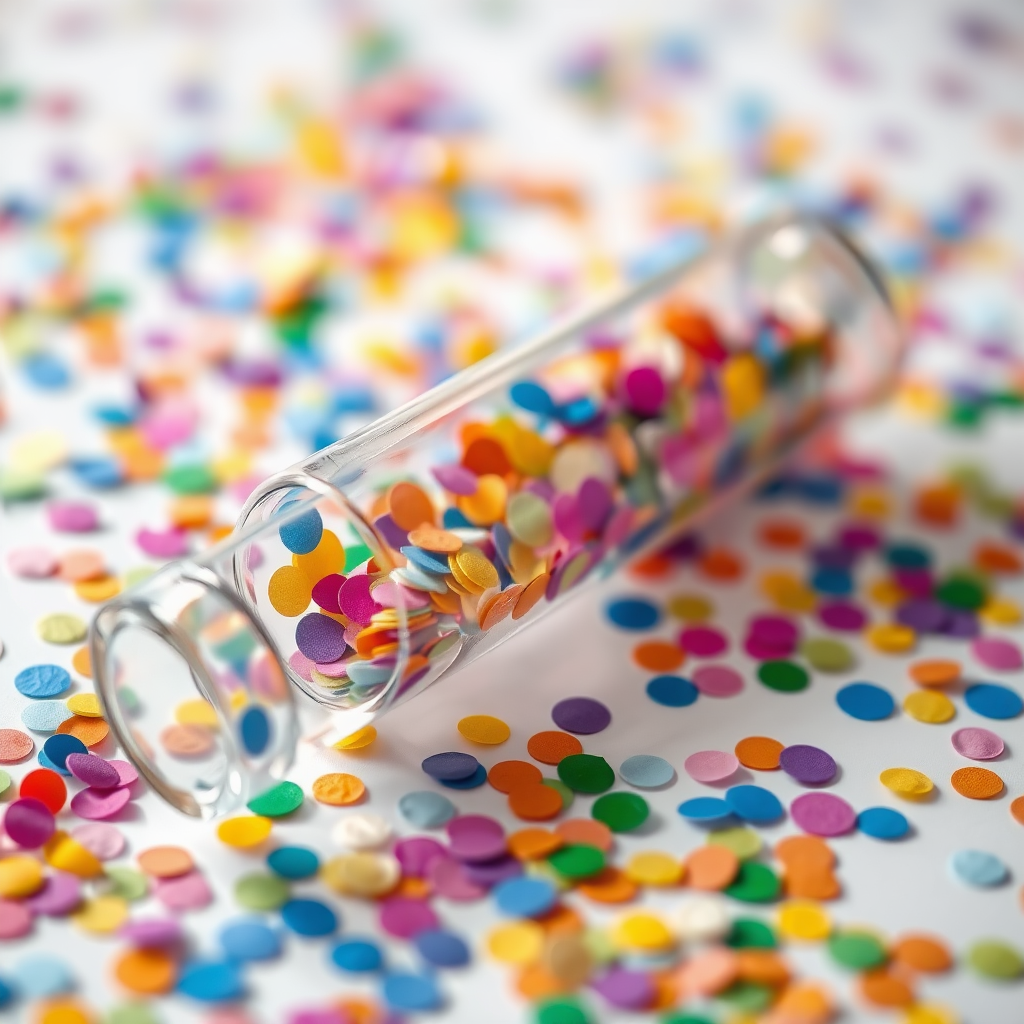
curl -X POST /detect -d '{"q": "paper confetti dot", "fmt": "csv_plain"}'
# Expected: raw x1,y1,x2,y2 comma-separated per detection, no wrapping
618,754,674,788
457,715,511,744
949,849,1008,888
836,682,895,721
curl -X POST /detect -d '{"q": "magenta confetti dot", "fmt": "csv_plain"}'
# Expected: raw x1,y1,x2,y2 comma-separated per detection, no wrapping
47,500,99,533
136,527,190,558
836,523,881,551
684,750,739,784
3,797,56,848
311,574,345,614
432,463,479,496
7,546,59,578
294,613,348,663
691,664,743,697
0,899,33,938
338,575,383,625
893,568,933,598
66,752,121,789
551,697,611,735
748,615,800,646
69,786,132,821
779,745,837,785
445,815,507,863
744,636,794,660
394,837,447,878
426,857,487,901
592,966,657,1010
790,792,857,836
553,494,584,543
108,759,139,786
817,601,867,632
72,822,125,860
951,727,1004,760
154,870,213,912
972,636,1023,672
379,896,440,938
679,625,728,658
22,872,82,916
622,366,667,416
121,918,184,947
578,477,613,533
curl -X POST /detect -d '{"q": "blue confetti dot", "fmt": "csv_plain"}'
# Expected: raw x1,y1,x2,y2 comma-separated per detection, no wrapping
965,683,1023,720
510,380,555,417
42,733,87,771
267,846,320,880
794,473,844,504
239,706,271,757
949,849,1008,888
398,791,457,828
330,938,383,973
810,567,853,596
278,504,323,555
442,507,472,530
402,546,451,575
37,748,71,777
493,877,557,918
836,682,896,722
857,807,909,840
646,675,698,707
724,785,784,823
421,751,479,782
414,929,470,968
177,961,245,1002
13,955,73,998
70,456,124,489
0,975,12,1009
606,597,661,630
382,972,442,1012
219,918,282,962
677,796,732,823
15,664,71,699
280,898,338,938
885,542,931,569
439,763,487,790
22,352,71,389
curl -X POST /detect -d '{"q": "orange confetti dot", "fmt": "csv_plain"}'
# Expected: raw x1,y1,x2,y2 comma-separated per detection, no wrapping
735,735,784,771
462,436,511,477
508,783,563,821
774,835,835,869
137,846,194,879
526,731,583,766
312,773,366,806
632,640,685,673
858,968,915,1008
758,518,806,548
55,716,109,748
736,949,790,988
58,549,106,583
685,845,738,891
511,573,550,621
508,828,563,861
629,553,673,579
914,483,961,527
891,934,953,974
908,659,961,687
974,540,1022,574
535,904,584,935
698,546,744,581
515,963,572,1000
488,760,543,794
554,819,613,852
576,867,638,904
950,766,1003,799
1011,795,1024,825
407,526,462,553
71,646,92,678
387,481,436,531
113,947,176,995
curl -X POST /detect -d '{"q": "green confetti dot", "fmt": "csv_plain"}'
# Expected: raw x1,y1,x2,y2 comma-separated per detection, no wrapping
542,778,574,812
726,917,777,948
246,780,304,818
556,754,615,794
37,612,88,644
163,463,216,495
757,660,809,692
800,637,854,673
547,844,605,880
935,573,987,610
107,1003,163,1024
661,1015,717,1024
967,940,1023,980
535,997,592,1024
724,862,780,903
0,769,10,796
0,467,47,501
343,542,373,573
828,930,888,970
707,827,762,860
234,872,291,911
591,792,649,833
102,867,149,902
716,980,774,1013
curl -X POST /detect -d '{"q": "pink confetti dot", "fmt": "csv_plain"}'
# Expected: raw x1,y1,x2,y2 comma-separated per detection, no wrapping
136,527,190,559
108,759,140,787
0,899,33,938
691,664,743,697
951,727,1004,761
791,792,857,837
426,857,487,901
971,636,1023,672
6,546,59,579
69,786,132,821
684,750,740,784
378,896,440,938
338,575,383,625
72,822,126,860
154,870,213,912
47,500,99,533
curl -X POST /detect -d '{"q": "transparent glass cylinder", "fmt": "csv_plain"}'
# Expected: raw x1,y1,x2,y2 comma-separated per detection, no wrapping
92,212,902,818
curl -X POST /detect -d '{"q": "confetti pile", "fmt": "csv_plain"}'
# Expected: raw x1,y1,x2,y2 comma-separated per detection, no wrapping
1,1,1024,1022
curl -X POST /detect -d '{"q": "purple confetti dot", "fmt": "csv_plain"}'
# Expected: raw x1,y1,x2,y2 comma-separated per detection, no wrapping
294,613,348,664
432,464,479,496
551,697,611,735
120,918,183,947
578,477,613,533
942,610,980,638
66,753,121,789
445,814,507,863
22,871,81,916
421,752,479,782
462,855,524,886
836,523,881,551
592,967,656,1010
817,601,868,632
394,837,447,878
779,744,837,785
896,599,948,634
790,792,857,837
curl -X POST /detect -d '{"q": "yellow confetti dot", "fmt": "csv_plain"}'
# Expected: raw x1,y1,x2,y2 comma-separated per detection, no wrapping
170,494,215,529
43,832,103,878
981,597,1021,626
454,546,500,591
322,853,400,898
66,693,103,718
667,593,714,622
623,851,684,887
267,565,312,617
37,613,88,644
0,854,44,898
457,715,511,745
903,1003,960,1024
71,645,92,678
848,485,892,518
10,430,67,472
292,529,345,584
175,699,220,729
334,725,377,750
866,622,916,654
903,690,956,724
777,901,832,941
707,827,762,861
72,894,129,934
73,575,122,602
312,773,366,806
880,768,934,799
456,474,507,527
36,1000,93,1024
759,571,817,613
216,816,273,849
721,353,765,420
868,578,907,608
486,921,545,965
612,911,675,952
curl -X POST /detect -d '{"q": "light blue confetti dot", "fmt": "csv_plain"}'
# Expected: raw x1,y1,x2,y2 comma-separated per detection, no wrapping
398,791,457,828
37,748,72,777
949,849,1008,888
619,754,675,788
219,919,281,962
21,700,75,733
677,796,732,823
13,955,73,999
0,976,12,1009
177,961,245,1002
493,877,557,918
382,972,442,1012
15,665,71,699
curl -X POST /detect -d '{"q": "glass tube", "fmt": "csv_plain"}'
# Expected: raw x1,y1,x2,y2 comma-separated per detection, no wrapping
92,211,903,818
